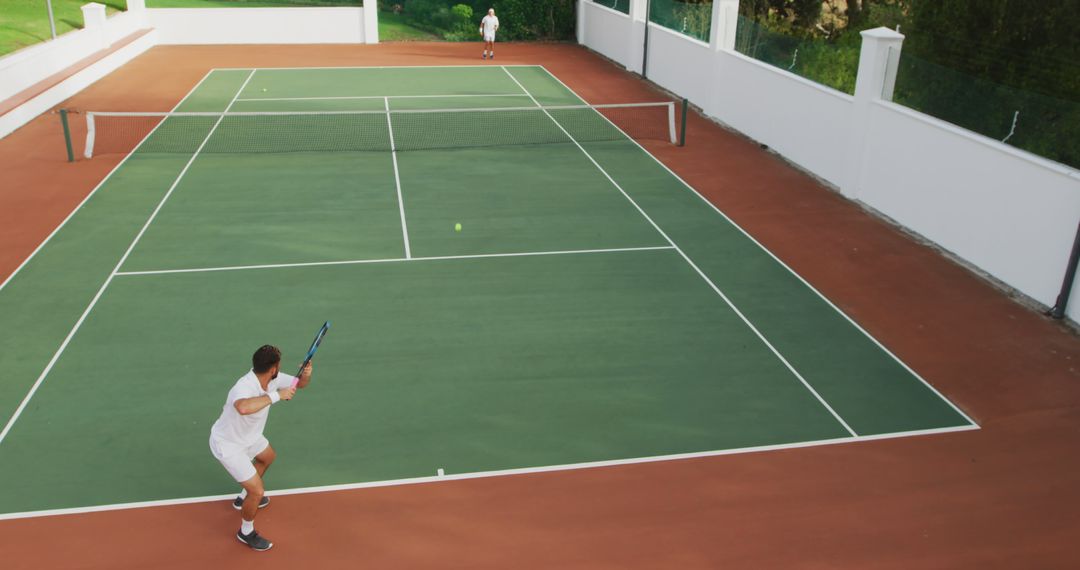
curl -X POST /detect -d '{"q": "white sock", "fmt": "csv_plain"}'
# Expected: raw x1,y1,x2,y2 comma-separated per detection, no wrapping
239,488,248,499
483,50,487,56
241,519,254,535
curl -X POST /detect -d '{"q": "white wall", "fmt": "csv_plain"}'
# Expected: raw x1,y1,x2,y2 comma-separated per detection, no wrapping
645,24,714,111
1,2,381,139
711,50,853,187
0,30,157,139
860,101,1080,321
0,8,149,103
148,7,368,45
579,2,632,66
576,0,1080,320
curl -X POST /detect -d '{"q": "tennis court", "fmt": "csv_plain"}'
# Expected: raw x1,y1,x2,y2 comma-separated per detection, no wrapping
0,64,976,518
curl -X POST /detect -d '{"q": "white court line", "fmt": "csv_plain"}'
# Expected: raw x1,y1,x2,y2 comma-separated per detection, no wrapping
0,423,979,521
537,66,979,428
0,70,257,449
113,246,677,277
235,93,532,102
384,96,412,259
212,65,539,71
502,65,858,437
0,70,216,294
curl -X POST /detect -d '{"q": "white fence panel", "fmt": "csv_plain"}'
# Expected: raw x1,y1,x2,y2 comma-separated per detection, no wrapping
711,49,853,187
581,2,632,67
148,8,367,45
645,24,714,111
577,0,1080,319
860,101,1080,319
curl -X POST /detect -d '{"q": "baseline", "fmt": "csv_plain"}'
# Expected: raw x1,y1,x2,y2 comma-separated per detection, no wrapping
0,423,977,521
236,94,533,102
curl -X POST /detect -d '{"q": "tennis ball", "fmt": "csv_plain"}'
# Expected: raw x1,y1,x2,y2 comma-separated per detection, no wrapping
261,88,267,92
454,223,462,232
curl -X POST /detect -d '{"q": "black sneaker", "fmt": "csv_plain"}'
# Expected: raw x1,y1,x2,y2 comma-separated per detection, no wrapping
237,529,273,551
232,495,270,510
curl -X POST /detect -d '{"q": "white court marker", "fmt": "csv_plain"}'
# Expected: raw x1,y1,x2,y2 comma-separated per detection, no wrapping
437,468,445,477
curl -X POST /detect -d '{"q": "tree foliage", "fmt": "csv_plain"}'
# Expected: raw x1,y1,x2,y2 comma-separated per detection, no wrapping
395,0,575,41
736,0,1079,167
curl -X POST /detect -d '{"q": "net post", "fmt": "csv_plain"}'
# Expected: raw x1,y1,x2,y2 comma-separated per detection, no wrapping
60,109,74,162
666,102,677,144
84,113,96,159
679,98,688,147
1048,218,1080,320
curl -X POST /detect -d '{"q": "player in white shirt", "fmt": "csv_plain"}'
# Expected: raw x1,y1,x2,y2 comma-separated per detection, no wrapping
209,344,313,551
480,8,499,60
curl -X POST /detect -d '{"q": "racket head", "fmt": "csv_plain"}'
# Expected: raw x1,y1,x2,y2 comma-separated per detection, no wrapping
293,321,330,386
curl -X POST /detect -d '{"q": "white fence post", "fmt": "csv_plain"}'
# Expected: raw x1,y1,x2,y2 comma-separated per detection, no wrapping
577,0,587,46
710,0,738,52
627,0,647,74
707,0,738,119
842,27,905,199
853,27,904,104
362,0,379,44
81,3,109,50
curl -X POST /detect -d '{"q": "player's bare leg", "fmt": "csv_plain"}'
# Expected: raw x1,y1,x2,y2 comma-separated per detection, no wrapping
486,39,495,59
253,444,276,478
233,444,276,510
239,475,264,521
236,474,273,551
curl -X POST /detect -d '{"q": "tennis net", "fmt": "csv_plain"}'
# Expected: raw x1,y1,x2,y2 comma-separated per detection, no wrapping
80,102,679,159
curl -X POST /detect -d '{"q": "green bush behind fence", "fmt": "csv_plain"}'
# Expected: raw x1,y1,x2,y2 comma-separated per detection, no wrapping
894,51,1080,169
734,15,858,95
391,0,574,41
589,0,629,15
649,0,711,43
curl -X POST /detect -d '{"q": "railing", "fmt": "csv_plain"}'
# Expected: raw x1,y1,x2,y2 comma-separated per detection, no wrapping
891,48,1080,170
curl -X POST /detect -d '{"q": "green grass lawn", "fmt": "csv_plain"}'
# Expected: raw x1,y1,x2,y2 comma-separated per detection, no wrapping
378,11,438,41
0,0,127,57
1,2,437,58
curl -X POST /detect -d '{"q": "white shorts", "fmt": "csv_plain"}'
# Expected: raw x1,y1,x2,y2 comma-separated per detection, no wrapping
484,33,496,42
209,435,270,483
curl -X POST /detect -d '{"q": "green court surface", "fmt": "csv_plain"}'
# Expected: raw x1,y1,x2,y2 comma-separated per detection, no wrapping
0,65,975,517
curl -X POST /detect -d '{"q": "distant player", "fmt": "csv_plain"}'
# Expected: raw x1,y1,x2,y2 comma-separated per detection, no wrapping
209,345,313,551
480,8,499,60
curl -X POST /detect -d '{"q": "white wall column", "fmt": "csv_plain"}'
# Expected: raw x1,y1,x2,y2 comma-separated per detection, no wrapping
710,0,739,52
81,3,109,50
707,0,738,119
363,0,378,44
577,0,587,45
853,27,904,103
627,0,647,74
842,27,904,199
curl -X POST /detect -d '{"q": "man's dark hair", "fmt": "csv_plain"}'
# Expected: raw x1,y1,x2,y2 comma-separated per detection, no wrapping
252,345,282,373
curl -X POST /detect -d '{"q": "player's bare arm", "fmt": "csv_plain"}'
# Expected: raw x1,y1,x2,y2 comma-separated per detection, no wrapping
233,387,296,415
294,361,313,389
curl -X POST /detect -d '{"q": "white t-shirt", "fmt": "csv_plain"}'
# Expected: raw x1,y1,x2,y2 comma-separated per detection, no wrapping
481,15,499,37
209,369,295,455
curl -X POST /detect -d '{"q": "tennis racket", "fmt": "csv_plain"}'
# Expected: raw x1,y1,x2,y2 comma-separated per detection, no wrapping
291,321,330,389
